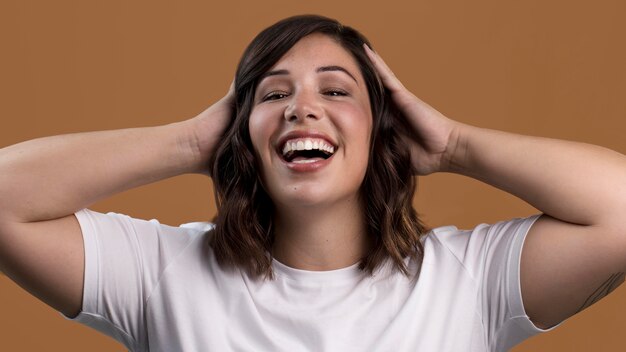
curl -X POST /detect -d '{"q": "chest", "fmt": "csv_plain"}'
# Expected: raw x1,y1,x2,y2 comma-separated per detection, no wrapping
144,260,485,351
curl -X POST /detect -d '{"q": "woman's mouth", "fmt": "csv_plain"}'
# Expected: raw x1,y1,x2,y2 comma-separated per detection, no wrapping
280,138,336,163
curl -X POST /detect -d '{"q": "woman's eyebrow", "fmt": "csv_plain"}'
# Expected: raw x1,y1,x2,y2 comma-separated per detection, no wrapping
316,65,358,85
259,65,359,85
260,69,289,81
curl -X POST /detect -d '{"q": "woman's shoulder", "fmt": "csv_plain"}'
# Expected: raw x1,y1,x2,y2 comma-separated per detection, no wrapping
420,215,541,270
420,223,466,246
178,220,215,233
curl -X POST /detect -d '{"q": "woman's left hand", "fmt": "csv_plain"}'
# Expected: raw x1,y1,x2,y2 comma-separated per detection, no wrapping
364,44,462,175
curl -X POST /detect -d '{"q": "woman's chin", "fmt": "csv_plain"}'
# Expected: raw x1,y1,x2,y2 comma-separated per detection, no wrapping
274,192,335,209
270,186,361,213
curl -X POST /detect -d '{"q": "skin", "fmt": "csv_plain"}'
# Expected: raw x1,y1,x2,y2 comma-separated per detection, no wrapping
248,34,374,270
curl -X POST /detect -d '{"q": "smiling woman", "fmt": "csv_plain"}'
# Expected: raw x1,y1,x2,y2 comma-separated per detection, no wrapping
2,12,626,352
210,17,428,279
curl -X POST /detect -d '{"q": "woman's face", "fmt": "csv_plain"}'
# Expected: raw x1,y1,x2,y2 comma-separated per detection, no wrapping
249,33,373,209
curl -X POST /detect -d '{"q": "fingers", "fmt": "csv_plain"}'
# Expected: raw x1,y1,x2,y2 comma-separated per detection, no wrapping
363,43,405,93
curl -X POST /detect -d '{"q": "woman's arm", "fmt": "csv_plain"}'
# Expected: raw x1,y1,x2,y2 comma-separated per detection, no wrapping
364,44,626,329
0,82,233,224
0,121,199,224
444,124,626,228
444,123,626,329
0,85,233,317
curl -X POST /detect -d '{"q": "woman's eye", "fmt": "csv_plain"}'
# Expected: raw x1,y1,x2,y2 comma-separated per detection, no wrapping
325,89,348,97
263,92,288,101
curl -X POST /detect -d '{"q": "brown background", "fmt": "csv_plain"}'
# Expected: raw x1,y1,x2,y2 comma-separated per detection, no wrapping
1,0,625,350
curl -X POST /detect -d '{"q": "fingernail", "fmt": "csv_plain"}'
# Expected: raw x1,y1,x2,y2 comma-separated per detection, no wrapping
363,43,374,53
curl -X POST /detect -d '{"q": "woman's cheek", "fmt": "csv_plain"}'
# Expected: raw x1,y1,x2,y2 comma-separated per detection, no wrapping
339,105,372,137
248,108,281,168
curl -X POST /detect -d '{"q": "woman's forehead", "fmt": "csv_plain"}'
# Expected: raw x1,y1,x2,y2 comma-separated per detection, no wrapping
266,34,363,81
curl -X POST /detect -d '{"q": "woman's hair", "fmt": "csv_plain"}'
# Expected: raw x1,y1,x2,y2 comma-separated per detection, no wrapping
209,14,430,280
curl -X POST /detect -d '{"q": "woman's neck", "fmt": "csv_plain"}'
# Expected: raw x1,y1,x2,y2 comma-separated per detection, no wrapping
271,196,372,271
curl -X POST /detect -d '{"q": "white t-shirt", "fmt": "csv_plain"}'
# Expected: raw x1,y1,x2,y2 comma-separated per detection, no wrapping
62,209,563,351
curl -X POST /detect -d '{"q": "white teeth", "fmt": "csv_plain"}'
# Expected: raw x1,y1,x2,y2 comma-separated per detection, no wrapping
280,138,337,157
282,143,292,155
292,159,317,164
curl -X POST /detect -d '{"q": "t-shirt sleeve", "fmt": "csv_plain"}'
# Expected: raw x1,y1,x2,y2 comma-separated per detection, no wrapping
439,214,566,351
59,208,208,351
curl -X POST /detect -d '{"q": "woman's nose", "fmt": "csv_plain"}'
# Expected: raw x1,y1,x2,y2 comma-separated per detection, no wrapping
284,90,323,122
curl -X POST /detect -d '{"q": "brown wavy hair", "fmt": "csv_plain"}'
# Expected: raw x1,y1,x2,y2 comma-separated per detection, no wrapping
209,14,430,280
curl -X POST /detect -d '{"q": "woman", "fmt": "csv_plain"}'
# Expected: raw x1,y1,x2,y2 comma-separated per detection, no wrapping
1,14,625,351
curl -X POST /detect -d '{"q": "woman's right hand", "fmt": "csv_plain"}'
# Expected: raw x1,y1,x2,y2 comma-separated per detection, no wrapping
186,81,235,176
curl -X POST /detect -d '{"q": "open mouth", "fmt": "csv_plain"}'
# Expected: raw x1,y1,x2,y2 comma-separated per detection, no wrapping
279,138,336,164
